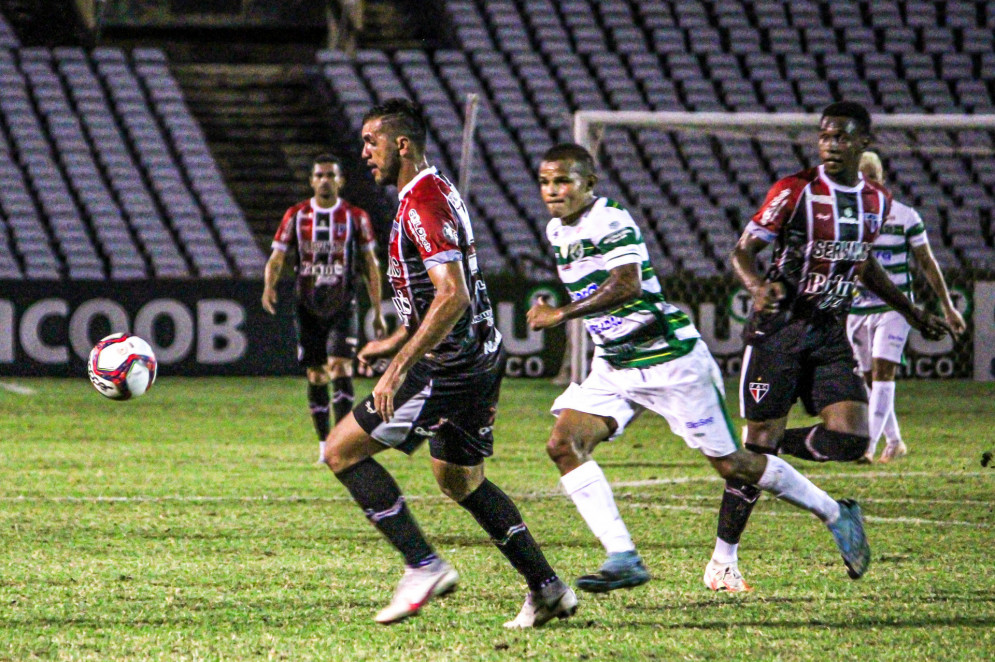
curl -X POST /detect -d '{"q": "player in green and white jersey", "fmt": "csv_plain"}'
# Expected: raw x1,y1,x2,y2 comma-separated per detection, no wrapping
529,143,871,592
846,151,965,463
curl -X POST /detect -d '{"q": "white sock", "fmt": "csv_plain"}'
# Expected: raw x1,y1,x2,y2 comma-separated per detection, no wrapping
755,455,841,524
883,408,902,446
711,538,738,565
867,381,895,456
560,460,635,555
319,440,326,460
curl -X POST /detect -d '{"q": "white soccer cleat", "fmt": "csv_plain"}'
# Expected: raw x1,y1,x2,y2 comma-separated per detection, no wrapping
703,559,752,593
374,558,459,624
503,579,578,629
878,441,908,464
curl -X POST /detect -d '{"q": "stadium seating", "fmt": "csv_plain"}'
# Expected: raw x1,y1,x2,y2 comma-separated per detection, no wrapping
0,42,264,280
317,0,994,276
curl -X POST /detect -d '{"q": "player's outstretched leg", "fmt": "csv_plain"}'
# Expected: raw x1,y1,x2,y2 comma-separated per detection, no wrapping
548,412,651,593
326,417,457,624
826,498,871,578
439,462,577,628
704,480,760,592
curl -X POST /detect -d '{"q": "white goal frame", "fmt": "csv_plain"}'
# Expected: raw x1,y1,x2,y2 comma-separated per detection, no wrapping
566,110,995,384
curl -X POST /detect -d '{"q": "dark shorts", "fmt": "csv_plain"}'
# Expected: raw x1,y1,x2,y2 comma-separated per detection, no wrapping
352,351,505,466
740,316,867,420
295,302,358,367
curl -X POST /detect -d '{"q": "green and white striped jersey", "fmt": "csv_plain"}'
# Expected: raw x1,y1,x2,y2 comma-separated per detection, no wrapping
546,197,699,369
850,199,929,315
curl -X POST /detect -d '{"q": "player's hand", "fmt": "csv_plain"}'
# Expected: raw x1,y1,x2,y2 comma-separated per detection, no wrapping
372,311,388,340
943,307,966,337
357,337,393,367
527,297,564,330
372,360,406,421
752,282,786,314
910,307,953,341
261,287,277,315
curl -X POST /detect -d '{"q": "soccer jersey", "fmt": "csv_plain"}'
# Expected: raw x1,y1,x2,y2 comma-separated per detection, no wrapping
546,197,699,369
388,166,501,375
850,199,928,314
272,197,376,317
745,165,890,322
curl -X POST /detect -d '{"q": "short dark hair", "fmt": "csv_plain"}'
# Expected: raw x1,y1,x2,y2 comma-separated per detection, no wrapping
540,143,596,175
362,98,427,148
821,101,872,134
312,153,341,168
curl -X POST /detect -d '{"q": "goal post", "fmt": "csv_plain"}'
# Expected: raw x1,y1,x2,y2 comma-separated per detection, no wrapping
566,110,995,384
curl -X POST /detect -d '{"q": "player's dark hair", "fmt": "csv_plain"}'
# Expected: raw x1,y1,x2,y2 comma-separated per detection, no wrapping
821,101,872,134
540,143,596,176
362,98,427,148
312,153,341,168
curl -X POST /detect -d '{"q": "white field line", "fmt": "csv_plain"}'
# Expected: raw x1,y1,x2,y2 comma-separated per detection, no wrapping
612,470,993,488
0,381,37,395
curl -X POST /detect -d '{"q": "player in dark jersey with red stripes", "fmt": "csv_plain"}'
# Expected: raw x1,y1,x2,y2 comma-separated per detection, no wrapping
262,154,386,462
321,99,576,628
703,102,952,593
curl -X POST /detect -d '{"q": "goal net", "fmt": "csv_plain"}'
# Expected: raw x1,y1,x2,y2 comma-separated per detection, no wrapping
564,110,995,383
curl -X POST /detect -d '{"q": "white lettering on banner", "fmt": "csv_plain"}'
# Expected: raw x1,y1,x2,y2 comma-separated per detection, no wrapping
0,301,12,362
68,299,129,360
197,300,247,364
974,281,995,381
134,300,195,363
20,299,68,363
497,301,543,353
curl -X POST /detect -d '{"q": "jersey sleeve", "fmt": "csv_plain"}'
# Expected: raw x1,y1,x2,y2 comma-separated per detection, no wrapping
402,190,462,270
593,205,644,270
272,205,298,252
354,207,377,251
747,176,806,242
905,205,929,248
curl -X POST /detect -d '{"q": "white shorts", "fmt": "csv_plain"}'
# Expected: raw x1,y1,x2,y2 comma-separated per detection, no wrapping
550,340,739,458
846,311,910,372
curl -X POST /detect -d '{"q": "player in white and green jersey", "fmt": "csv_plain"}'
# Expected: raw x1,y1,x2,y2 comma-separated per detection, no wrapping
528,143,872,593
846,151,965,463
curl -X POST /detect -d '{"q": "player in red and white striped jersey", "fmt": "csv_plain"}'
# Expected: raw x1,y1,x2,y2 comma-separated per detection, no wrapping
262,154,386,461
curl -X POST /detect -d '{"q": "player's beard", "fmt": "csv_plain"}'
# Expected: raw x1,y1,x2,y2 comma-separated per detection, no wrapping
377,150,401,187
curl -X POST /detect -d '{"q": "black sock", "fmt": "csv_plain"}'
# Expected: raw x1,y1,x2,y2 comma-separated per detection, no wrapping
717,480,762,545
331,376,354,423
335,457,435,567
780,425,870,462
458,479,557,592
308,382,331,441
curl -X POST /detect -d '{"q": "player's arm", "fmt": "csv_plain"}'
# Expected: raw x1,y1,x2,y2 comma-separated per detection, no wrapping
261,249,285,315
372,260,470,420
856,255,951,340
730,232,785,314
360,246,387,338
526,263,640,330
911,243,966,335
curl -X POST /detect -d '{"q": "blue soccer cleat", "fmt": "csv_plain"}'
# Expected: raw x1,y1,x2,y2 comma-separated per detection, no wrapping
827,499,870,579
575,550,651,593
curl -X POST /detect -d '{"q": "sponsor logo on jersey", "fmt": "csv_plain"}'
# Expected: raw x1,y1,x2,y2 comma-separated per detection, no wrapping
587,315,624,334
483,335,500,354
387,256,402,278
443,223,459,244
472,309,493,324
392,293,413,326
802,272,856,309
760,187,792,225
300,240,334,252
749,381,769,403
601,228,631,246
685,417,714,429
570,282,598,302
816,212,832,222
407,208,433,252
413,426,436,438
365,401,377,414
810,240,872,262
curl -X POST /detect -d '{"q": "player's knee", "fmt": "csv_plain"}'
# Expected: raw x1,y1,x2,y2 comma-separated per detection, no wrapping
545,430,581,466
327,358,353,379
324,441,356,474
307,366,331,385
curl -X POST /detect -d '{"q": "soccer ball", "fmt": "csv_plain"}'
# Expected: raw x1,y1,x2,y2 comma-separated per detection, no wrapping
87,333,158,400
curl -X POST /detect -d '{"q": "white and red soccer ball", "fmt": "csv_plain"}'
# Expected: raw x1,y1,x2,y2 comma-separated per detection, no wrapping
87,333,157,400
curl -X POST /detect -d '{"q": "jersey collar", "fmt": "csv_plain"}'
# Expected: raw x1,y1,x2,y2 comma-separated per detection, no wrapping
817,165,865,193
398,166,438,200
311,197,342,213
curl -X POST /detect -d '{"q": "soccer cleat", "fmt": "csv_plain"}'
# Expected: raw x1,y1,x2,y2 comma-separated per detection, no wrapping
503,579,578,629
703,559,752,592
856,452,874,465
878,441,907,464
827,499,870,580
575,550,651,593
374,558,459,624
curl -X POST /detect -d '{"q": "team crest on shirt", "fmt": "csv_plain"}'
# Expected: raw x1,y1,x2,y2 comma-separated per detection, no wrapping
749,381,770,403
568,241,585,261
864,213,881,234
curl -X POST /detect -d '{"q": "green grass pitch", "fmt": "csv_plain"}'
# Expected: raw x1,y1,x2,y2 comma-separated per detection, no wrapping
1,377,993,661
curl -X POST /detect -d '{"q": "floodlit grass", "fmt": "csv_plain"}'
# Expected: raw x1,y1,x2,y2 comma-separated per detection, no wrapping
1,377,993,661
